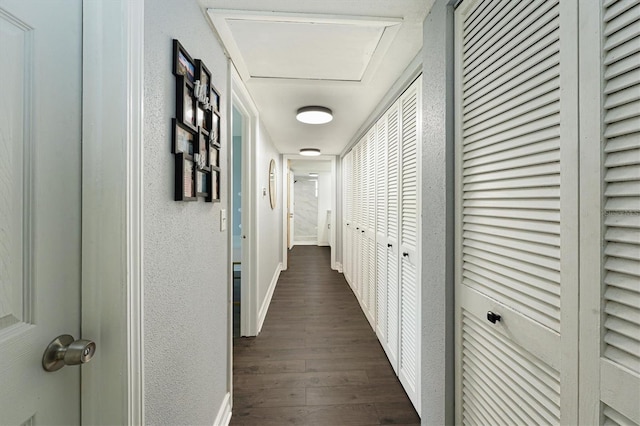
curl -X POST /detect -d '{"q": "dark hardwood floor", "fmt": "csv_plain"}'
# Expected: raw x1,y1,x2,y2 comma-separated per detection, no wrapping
231,246,420,426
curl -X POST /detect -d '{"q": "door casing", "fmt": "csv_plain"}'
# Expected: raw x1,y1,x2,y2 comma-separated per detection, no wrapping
81,1,144,424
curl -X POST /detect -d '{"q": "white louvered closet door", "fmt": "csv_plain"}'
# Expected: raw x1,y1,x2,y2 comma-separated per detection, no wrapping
399,76,422,414
386,100,401,373
455,1,579,425
343,151,353,284
360,135,371,316
376,113,389,348
353,142,362,296
600,1,640,422
581,1,640,424
366,127,377,326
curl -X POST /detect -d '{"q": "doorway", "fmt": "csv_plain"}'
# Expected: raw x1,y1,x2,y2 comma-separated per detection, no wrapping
231,105,243,338
282,155,337,270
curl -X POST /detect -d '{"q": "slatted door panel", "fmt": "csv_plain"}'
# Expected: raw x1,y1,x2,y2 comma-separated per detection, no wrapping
455,0,578,424
343,151,353,284
386,100,401,372
360,135,371,316
399,76,421,414
366,127,377,326
600,0,640,422
376,114,389,346
354,142,362,297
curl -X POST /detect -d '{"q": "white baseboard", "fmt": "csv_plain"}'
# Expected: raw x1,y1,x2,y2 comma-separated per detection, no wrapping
213,392,232,426
257,262,282,334
317,242,329,246
293,240,317,246
335,262,343,273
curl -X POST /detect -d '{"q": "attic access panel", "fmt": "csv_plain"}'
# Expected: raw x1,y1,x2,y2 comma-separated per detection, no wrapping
208,10,402,82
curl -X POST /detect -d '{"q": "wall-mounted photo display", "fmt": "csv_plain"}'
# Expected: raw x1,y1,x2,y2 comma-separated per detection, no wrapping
175,153,196,201
172,39,221,203
172,118,196,155
173,40,196,83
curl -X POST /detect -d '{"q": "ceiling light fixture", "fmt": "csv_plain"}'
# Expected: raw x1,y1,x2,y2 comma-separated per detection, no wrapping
308,173,319,177
300,148,321,156
296,106,333,124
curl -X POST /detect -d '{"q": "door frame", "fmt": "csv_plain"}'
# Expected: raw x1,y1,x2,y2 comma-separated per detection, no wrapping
82,1,144,424
229,64,258,339
281,155,337,271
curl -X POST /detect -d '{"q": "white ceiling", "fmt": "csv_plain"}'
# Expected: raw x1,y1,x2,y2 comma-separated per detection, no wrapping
204,0,433,155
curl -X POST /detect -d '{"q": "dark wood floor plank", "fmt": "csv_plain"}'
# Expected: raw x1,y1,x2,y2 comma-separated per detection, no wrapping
232,246,419,425
234,370,369,390
230,404,380,426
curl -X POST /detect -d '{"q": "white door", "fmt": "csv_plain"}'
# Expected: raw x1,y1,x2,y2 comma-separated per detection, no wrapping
455,0,580,424
385,100,401,373
0,0,84,424
398,76,422,414
375,112,389,348
580,0,640,424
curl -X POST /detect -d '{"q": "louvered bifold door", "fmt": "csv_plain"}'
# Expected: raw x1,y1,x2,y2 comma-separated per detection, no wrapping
455,0,580,425
354,142,362,297
601,0,640,422
360,135,371,317
376,116,389,343
386,100,401,373
366,127,377,327
580,1,640,424
399,76,422,414
343,151,353,284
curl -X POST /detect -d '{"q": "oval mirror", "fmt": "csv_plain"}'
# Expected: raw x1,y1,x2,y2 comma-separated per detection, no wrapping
268,159,277,210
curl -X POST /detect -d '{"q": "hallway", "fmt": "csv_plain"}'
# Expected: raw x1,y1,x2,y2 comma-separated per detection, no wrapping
231,246,420,425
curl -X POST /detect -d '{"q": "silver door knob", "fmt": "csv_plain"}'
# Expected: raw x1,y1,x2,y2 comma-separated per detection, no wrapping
42,334,96,372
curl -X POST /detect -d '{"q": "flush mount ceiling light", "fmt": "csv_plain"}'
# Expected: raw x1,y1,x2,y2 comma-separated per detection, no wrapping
296,106,333,124
300,148,321,156
308,173,319,177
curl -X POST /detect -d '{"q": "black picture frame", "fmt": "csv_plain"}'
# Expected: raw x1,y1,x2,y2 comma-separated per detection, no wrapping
172,118,196,155
196,60,211,96
175,153,197,201
210,85,221,113
176,75,196,131
211,111,221,147
195,129,210,171
210,169,220,203
173,39,196,83
209,144,220,169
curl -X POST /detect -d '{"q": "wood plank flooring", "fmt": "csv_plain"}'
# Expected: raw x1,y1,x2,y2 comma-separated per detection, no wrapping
231,246,420,426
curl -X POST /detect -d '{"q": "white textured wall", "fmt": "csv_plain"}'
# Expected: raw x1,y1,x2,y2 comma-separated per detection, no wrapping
255,122,283,312
144,1,229,424
421,1,455,424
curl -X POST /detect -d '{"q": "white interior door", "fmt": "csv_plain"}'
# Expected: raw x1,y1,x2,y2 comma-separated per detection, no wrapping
455,0,580,424
398,76,422,415
0,0,83,424
580,1,640,424
375,111,389,348
385,100,401,373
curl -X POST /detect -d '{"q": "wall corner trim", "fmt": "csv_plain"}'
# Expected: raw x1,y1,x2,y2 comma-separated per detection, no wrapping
257,262,283,333
213,392,232,426
335,262,343,273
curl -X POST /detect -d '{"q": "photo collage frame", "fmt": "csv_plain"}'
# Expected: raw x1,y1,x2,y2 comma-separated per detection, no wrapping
172,39,221,202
